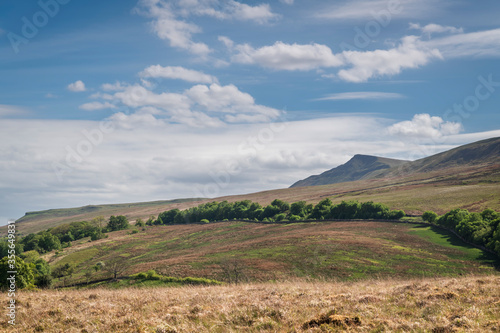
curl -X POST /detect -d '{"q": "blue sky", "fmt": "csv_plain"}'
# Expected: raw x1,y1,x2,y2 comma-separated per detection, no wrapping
1,0,500,224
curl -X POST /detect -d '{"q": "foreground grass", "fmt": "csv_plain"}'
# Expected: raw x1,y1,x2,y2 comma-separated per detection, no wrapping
7,275,500,332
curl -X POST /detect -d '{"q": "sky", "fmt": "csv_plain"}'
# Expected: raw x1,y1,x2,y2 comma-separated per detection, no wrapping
1,0,500,225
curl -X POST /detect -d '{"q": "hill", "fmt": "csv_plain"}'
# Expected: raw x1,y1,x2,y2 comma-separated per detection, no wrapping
392,136,500,175
290,155,409,187
11,198,204,235
292,137,500,187
42,220,498,287
6,137,500,235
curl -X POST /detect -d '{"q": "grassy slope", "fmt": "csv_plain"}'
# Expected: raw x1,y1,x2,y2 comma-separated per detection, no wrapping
8,163,500,235
10,275,500,332
10,198,204,235
43,220,499,287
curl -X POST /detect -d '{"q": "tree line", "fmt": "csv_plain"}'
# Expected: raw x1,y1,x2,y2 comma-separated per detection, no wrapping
152,199,406,225
422,208,500,256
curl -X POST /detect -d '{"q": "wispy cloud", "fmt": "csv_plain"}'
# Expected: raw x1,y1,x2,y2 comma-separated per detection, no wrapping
231,26,500,82
338,36,442,83
316,92,405,101
315,0,446,20
140,65,218,84
0,105,29,118
423,28,500,58
135,0,279,56
79,102,117,111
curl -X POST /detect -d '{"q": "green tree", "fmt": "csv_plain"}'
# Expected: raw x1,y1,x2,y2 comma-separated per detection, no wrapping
33,258,52,288
90,229,105,241
422,211,438,223
310,198,333,220
135,218,145,227
146,216,155,226
290,201,307,217
37,232,62,253
107,215,129,231
271,199,290,213
90,215,106,229
0,239,24,258
0,256,35,290
481,209,498,222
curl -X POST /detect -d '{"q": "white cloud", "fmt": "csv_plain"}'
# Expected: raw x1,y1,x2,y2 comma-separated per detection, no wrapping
136,0,212,56
2,115,497,224
140,65,218,84
232,37,442,82
233,41,344,71
67,80,86,92
316,92,405,101
409,23,463,35
388,113,463,139
316,0,444,20
279,0,294,4
79,102,117,111
225,1,278,24
104,81,281,126
338,36,442,82
101,81,127,91
218,36,234,50
45,93,57,98
186,83,281,121
136,0,279,56
0,28,5,36
113,84,190,110
90,92,114,100
0,105,29,118
423,28,500,58
175,0,279,24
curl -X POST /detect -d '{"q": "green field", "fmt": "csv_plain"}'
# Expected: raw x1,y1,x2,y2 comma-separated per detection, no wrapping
44,220,499,287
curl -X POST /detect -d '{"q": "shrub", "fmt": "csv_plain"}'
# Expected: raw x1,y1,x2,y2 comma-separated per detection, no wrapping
422,211,438,223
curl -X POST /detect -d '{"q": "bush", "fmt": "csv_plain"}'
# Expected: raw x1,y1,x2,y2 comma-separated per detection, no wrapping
200,219,210,224
0,256,35,290
422,211,438,223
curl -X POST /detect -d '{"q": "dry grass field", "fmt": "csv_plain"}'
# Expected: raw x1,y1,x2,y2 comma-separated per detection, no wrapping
6,275,500,332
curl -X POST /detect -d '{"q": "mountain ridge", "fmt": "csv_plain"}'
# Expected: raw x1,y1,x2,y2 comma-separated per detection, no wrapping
291,136,500,188
290,154,409,187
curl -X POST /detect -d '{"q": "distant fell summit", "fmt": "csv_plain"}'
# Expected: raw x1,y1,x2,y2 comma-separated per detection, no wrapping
291,137,500,188
290,154,408,187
